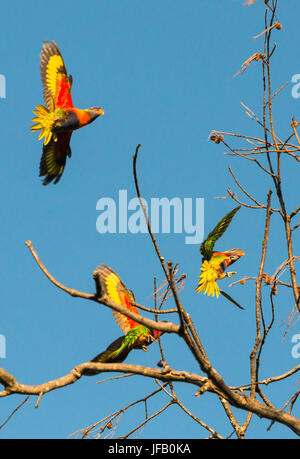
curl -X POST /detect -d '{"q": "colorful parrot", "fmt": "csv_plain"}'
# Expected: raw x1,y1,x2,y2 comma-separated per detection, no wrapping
31,41,104,185
196,206,245,310
92,264,163,364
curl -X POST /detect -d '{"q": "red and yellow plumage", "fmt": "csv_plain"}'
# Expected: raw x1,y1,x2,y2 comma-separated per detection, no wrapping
93,265,162,362
196,207,245,309
31,41,104,185
196,249,245,299
96,264,140,334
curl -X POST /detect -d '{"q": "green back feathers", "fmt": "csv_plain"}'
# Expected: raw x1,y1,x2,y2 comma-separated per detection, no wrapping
200,206,241,260
101,326,151,362
123,325,151,349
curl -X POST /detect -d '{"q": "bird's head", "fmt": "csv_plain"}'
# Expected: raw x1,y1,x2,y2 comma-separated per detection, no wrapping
87,106,105,122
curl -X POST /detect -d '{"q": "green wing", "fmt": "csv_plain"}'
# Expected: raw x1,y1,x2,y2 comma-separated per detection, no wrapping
85,326,155,376
200,206,241,260
84,336,131,375
90,336,129,364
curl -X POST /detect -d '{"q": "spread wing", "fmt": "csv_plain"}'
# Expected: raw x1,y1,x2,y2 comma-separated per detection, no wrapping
200,206,241,260
39,132,72,185
95,264,140,334
40,41,73,110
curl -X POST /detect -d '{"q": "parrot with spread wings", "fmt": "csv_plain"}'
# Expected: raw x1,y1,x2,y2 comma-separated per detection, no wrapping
31,41,104,185
196,206,245,310
91,265,163,364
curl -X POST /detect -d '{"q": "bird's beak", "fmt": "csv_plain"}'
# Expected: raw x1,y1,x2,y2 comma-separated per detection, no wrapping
98,108,104,116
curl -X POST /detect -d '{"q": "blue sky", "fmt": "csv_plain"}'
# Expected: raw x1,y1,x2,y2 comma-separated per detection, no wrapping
0,0,299,439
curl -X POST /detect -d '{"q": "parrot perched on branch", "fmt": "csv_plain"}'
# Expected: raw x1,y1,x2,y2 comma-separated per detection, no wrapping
31,41,104,185
92,265,163,364
196,206,245,310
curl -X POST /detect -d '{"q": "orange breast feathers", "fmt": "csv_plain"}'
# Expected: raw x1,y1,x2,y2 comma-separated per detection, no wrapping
72,108,92,127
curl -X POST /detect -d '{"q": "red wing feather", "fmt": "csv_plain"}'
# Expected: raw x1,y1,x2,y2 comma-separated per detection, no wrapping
95,264,140,334
40,41,73,110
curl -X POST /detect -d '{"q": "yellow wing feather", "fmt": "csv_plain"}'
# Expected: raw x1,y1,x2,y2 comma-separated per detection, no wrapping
96,265,140,334
40,41,70,110
106,272,125,305
45,54,65,102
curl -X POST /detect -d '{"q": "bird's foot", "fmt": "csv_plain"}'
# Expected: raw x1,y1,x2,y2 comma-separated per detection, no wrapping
225,271,237,278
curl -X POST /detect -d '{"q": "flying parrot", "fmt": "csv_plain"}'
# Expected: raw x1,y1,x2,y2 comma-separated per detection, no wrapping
195,206,245,310
31,41,104,185
92,264,163,364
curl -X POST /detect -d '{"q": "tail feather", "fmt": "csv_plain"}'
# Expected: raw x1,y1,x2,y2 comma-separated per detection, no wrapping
31,102,56,146
220,290,244,310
